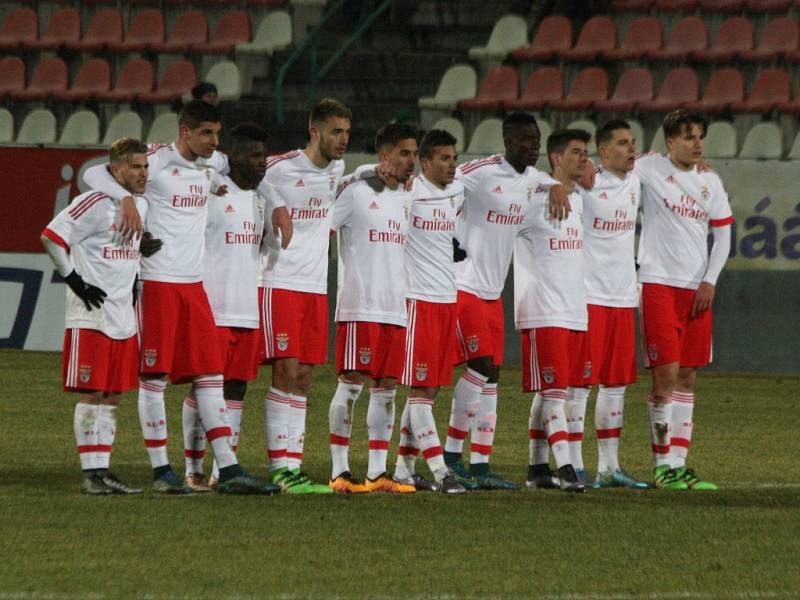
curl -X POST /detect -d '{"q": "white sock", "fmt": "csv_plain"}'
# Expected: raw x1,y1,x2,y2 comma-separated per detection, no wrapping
648,394,672,467
367,387,396,479
444,368,488,454
138,379,169,469
212,398,244,480
394,399,418,480
74,402,100,471
286,393,307,471
193,375,236,470
596,385,625,474
669,391,694,469
409,395,448,481
469,383,497,466
541,389,570,469
566,387,589,471
328,378,363,478
182,395,205,475
96,404,117,470
528,393,549,466
265,387,291,471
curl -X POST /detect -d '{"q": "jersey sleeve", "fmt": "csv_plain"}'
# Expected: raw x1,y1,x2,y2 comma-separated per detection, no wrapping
205,150,229,175
632,152,660,186
456,160,484,196
331,177,356,231
707,174,735,227
81,164,129,202
42,193,108,249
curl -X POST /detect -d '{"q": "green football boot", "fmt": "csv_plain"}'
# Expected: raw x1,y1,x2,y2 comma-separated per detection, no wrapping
217,469,280,495
271,468,334,494
444,457,479,490
593,468,651,490
653,465,689,490
470,465,521,490
674,467,718,490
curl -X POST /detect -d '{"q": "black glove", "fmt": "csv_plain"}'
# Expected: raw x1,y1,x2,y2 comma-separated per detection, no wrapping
453,238,467,263
132,275,139,306
64,270,107,311
139,231,163,258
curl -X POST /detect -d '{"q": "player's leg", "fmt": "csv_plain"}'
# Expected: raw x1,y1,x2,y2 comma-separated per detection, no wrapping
96,392,142,494
566,386,591,484
73,391,109,495
208,378,248,488
181,389,210,491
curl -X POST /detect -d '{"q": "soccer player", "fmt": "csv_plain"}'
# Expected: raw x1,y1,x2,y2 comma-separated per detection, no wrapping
41,138,153,495
327,123,418,494
636,110,733,490
259,98,351,494
515,129,592,493
83,101,274,495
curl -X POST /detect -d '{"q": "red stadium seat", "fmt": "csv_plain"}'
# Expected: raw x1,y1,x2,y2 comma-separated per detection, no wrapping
53,58,111,102
730,69,791,113
778,93,800,114
151,11,208,54
595,67,653,112
504,66,563,110
649,17,707,61
10,57,68,101
746,0,792,10
655,0,699,10
550,67,609,111
66,9,123,52
700,0,745,10
692,17,753,62
96,58,154,102
639,67,699,112
0,8,38,51
602,16,662,61
458,65,519,111
510,16,571,62
23,8,80,52
610,0,655,10
138,60,198,104
194,11,250,53
246,0,288,5
686,68,744,113
0,56,25,100
108,10,165,53
557,16,616,62
739,17,798,62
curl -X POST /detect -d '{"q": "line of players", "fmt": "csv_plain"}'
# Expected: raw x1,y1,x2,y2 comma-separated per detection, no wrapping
42,98,732,495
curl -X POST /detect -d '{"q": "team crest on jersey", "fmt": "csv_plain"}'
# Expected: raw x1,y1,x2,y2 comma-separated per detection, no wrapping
700,185,710,200
542,367,555,384
466,335,479,353
203,168,211,181
225,205,235,214
665,175,675,184
415,363,429,382
599,192,608,200
648,344,659,362
79,364,92,383
359,347,373,365
276,333,289,352
329,175,337,191
583,361,592,379
144,349,158,367
527,184,533,201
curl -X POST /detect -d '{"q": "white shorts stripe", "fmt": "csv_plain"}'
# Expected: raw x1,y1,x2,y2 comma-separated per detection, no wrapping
529,330,540,391
638,284,649,368
67,328,79,387
455,319,468,357
262,288,274,359
401,300,416,386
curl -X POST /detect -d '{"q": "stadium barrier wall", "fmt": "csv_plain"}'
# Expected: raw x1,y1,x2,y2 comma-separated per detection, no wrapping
1,148,798,372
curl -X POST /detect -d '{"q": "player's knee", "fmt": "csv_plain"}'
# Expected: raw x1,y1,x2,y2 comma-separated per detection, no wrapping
223,379,247,401
102,393,122,406
467,356,496,380
676,368,697,392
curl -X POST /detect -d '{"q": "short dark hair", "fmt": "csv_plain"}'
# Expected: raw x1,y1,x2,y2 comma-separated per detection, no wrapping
662,109,707,140
547,128,592,157
179,99,221,129
191,82,218,100
309,98,352,128
419,129,457,159
230,122,268,150
596,119,631,147
109,137,147,165
374,123,418,152
502,112,539,139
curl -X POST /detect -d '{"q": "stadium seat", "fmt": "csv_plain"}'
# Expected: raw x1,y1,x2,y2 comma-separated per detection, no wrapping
746,0,792,10
703,121,737,158
237,11,292,56
418,65,477,111
431,117,465,153
147,112,179,144
16,109,57,145
595,67,654,112
458,65,519,111
610,0,655,10
692,17,753,62
535,118,553,171
566,119,598,154
738,122,782,159
0,108,13,143
205,61,242,101
687,68,744,113
510,15,571,62
504,66,563,111
138,60,197,104
777,91,800,114
787,130,800,159
195,11,250,53
23,8,79,52
96,58,154,102
102,111,143,144
108,10,164,53
731,69,791,113
602,17,662,61
10,57,67,101
648,17,707,62
151,11,208,54
0,8,38,51
558,16,616,62
700,0,745,11
57,110,100,146
639,67,699,112
550,67,609,111
468,15,528,61
246,0,289,5
655,0,699,10
0,57,25,100
466,118,504,154
627,118,646,154
649,127,666,153
53,58,111,102
66,8,123,52
739,17,798,62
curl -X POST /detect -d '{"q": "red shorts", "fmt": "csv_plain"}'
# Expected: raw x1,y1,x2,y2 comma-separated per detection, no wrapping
137,280,224,384
455,290,504,366
401,299,457,388
258,287,328,365
62,329,138,393
521,327,591,392
585,304,637,386
640,283,713,368
217,326,260,381
335,321,406,380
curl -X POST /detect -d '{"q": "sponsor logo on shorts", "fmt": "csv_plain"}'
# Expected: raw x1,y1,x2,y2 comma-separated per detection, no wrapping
467,335,479,353
542,367,555,384
648,344,658,362
276,333,289,352
415,363,428,382
359,347,372,365
584,361,592,379
144,349,157,367
79,364,92,383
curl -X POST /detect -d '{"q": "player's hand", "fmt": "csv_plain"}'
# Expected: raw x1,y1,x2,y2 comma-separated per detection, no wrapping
214,184,229,196
119,196,143,240
375,161,397,183
139,231,163,257
64,270,107,311
580,158,597,190
273,206,293,249
453,238,467,262
548,185,571,221
691,282,715,318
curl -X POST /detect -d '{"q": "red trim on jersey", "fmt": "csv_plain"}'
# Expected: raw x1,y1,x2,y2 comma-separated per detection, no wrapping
144,438,167,448
42,227,69,250
69,192,108,220
368,440,390,450
335,176,357,200
330,434,350,446
459,155,502,175
147,143,169,156
596,427,622,439
709,216,735,227
78,444,113,453
447,426,469,440
266,150,300,168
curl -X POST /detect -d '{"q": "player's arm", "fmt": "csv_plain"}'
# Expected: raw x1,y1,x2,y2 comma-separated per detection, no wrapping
83,163,142,240
693,180,735,317
258,178,292,249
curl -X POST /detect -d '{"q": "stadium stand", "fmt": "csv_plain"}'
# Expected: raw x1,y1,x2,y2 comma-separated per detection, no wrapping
418,65,477,111
0,56,25,101
10,56,67,102
595,67,654,113
650,127,667,153
466,118,503,154
655,0,699,11
151,11,208,54
746,0,793,11
66,8,123,53
510,15,571,62
430,117,465,153
504,67,563,111
703,121,738,158
602,16,663,61
687,68,745,113
23,8,79,52
108,9,164,53
558,16,616,62
138,60,197,104
459,65,518,112
731,69,792,113
57,110,100,146
204,61,242,101
96,58,154,102
610,0,655,11
692,17,753,62
550,67,609,112
196,10,250,53
787,131,800,159
53,58,111,103
700,0,746,12
640,67,699,112
739,16,799,62
146,112,179,144
102,111,143,145
236,11,292,56
468,14,528,61
0,108,13,143
648,16,708,61
738,122,783,159
16,109,57,145
0,7,37,51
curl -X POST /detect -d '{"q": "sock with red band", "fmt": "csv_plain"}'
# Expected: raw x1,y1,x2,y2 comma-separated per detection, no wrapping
542,389,571,469
669,391,694,469
566,386,589,471
528,393,549,466
286,393,307,471
367,387,396,479
96,404,116,470
74,402,100,471
469,383,497,468
444,368,488,457
265,387,290,471
409,395,448,482
138,379,169,471
193,375,236,471
394,399,419,480
648,394,672,467
182,395,205,475
596,385,625,474
328,378,364,478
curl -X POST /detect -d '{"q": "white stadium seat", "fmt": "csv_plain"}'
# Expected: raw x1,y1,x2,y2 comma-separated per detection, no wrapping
738,122,782,160
0,108,13,143
237,11,292,56
418,64,477,111
466,118,504,155
468,15,528,61
103,111,143,145
146,112,178,144
57,110,100,146
16,109,57,145
205,61,242,102
431,117,465,153
704,121,738,159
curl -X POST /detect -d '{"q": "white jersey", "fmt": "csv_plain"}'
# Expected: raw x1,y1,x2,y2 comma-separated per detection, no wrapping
259,150,344,294
332,175,409,326
582,168,640,307
514,188,587,331
455,155,558,300
405,174,465,304
44,191,148,339
635,153,734,290
203,176,265,329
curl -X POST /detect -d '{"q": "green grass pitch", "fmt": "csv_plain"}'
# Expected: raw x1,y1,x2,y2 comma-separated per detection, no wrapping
1,349,798,599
